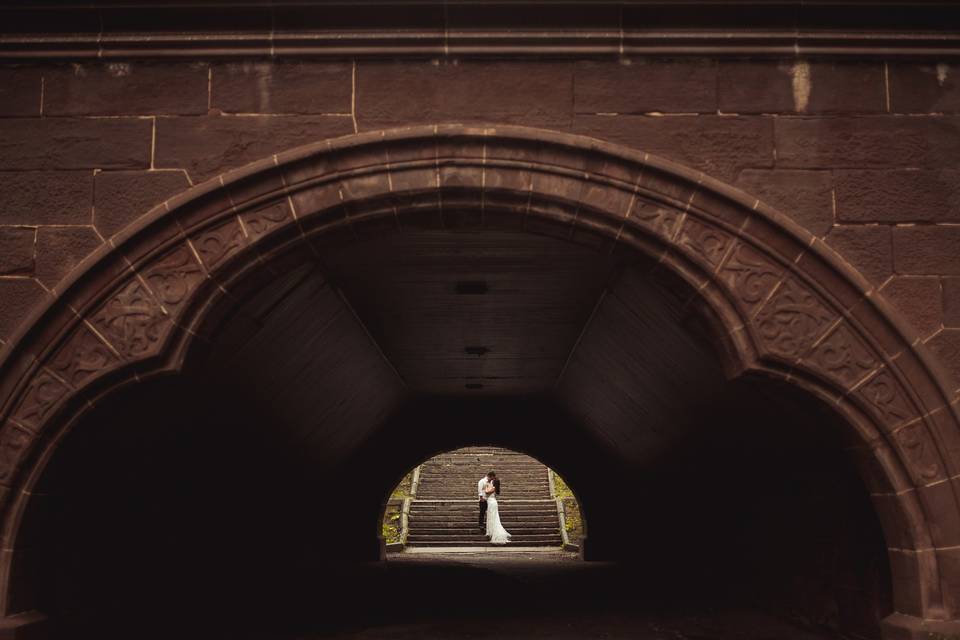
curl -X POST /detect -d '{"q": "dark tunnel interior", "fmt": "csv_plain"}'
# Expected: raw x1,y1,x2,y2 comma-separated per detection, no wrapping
15,229,892,638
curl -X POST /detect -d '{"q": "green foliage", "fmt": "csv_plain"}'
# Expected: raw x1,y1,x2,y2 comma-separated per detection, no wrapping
382,510,402,543
380,470,414,544
553,472,584,543
390,470,414,500
553,472,575,500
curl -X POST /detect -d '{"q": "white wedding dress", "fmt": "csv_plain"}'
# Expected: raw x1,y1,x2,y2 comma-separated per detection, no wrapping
484,486,512,544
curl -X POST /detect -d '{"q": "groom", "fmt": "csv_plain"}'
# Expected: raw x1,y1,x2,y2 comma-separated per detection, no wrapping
477,470,495,531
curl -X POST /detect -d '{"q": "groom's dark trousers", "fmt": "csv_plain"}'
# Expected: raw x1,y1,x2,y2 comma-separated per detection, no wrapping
479,498,487,528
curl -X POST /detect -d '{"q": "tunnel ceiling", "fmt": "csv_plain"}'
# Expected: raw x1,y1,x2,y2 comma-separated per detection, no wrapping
194,227,730,470
198,262,406,466
321,229,616,394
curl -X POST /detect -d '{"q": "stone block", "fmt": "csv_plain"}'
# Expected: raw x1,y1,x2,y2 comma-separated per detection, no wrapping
94,170,190,238
0,118,152,170
572,114,773,182
0,67,41,116
937,546,960,617
0,172,94,227
447,3,618,29
357,61,573,128
734,169,833,237
944,278,960,328
34,227,103,288
835,170,960,223
154,114,354,182
823,224,892,286
0,228,34,276
893,225,960,276
917,480,960,549
574,59,716,114
211,61,352,114
889,62,960,114
775,116,960,169
926,329,960,393
273,3,443,31
0,279,50,342
43,62,209,116
719,60,885,114
880,276,943,338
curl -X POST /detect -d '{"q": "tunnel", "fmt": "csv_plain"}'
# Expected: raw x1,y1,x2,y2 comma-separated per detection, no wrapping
16,226,890,638
1,127,949,639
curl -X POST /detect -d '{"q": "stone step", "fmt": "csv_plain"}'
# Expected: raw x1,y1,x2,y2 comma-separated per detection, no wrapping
405,540,561,548
417,491,550,503
411,506,556,510
410,507,558,513
413,527,560,535
422,464,545,469
410,514,559,521
420,467,547,482
407,535,562,544
410,501,556,507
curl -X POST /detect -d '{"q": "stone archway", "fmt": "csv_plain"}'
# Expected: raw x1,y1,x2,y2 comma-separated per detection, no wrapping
0,124,957,637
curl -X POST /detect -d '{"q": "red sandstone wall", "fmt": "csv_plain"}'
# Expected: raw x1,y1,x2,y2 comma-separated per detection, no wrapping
1,58,958,391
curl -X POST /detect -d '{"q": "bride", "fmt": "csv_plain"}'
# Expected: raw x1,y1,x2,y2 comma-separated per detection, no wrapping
483,475,511,544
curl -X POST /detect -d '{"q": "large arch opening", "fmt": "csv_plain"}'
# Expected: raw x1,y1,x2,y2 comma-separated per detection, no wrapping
1,126,956,639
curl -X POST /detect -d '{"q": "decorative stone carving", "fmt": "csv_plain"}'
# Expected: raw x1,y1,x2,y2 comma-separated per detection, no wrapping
90,279,169,360
241,201,293,242
627,197,682,239
716,242,783,316
857,368,919,432
192,217,247,272
895,421,946,484
0,423,33,484
48,324,121,389
10,369,68,430
807,322,879,389
678,216,732,269
755,277,835,361
142,243,206,315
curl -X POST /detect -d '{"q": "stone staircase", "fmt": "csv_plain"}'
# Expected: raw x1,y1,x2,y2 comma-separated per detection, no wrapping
406,446,563,547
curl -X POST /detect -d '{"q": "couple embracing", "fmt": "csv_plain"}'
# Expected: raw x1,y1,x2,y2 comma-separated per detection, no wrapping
477,471,511,544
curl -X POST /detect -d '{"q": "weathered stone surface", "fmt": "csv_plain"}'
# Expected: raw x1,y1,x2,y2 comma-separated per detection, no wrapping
835,170,960,223
0,228,34,276
154,115,354,182
944,278,960,328
734,169,833,237
0,279,50,342
44,62,209,116
574,59,716,114
775,116,960,168
0,67,42,116
0,172,93,226
893,225,960,276
0,118,152,170
824,224,893,286
35,227,103,288
927,329,960,391
889,62,960,114
211,62,352,114
719,61,885,114
95,170,190,238
573,115,772,182
357,61,573,128
880,276,943,338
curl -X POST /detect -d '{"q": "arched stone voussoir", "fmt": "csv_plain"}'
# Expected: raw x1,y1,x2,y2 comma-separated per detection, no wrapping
0,124,958,631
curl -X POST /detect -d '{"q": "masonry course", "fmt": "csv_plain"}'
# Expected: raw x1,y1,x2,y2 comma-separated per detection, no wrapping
0,56,957,363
